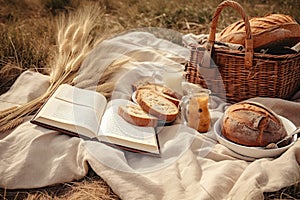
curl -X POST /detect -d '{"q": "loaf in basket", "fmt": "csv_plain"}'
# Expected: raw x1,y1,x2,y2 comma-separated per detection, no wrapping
185,0,300,103
217,13,300,51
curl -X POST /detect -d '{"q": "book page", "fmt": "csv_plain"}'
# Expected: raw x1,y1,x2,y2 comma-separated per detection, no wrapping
98,99,158,150
32,84,107,137
54,84,107,119
35,91,101,137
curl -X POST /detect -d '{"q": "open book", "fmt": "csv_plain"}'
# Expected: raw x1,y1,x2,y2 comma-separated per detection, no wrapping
30,84,160,156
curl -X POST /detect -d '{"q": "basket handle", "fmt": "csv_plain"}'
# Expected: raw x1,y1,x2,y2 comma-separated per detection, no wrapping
205,0,253,68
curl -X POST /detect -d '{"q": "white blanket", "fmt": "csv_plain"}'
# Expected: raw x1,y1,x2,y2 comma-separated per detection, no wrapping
1,32,300,200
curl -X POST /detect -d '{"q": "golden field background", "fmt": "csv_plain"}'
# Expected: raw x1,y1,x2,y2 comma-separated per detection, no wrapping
0,0,300,199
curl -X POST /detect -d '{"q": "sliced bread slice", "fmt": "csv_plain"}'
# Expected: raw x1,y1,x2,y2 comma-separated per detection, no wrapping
136,89,179,122
132,77,155,91
137,83,179,99
118,104,158,127
156,92,180,107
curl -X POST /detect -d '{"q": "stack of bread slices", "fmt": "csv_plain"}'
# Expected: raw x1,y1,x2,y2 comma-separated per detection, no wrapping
118,79,181,127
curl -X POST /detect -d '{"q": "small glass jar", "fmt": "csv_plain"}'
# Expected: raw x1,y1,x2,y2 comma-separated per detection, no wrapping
181,88,211,133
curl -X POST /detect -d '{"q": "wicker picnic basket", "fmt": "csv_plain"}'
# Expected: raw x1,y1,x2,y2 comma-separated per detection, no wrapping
185,0,300,103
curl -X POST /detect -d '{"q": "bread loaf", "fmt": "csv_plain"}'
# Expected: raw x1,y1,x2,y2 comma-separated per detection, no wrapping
222,101,287,147
118,104,158,127
136,89,179,122
217,14,300,50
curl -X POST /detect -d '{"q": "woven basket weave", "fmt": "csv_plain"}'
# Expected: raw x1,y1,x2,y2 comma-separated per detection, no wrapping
185,0,300,103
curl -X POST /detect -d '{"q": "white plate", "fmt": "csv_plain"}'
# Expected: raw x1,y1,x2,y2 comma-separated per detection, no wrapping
131,91,138,104
214,115,297,158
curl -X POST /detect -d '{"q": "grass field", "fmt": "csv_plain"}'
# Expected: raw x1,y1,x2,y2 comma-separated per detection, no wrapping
0,0,300,199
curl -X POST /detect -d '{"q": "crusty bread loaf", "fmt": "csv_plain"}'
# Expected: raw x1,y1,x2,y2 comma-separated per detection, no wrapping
222,101,287,147
136,89,179,122
217,14,300,50
118,104,158,127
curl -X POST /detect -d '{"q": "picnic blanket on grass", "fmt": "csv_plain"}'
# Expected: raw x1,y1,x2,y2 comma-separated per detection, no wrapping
1,31,300,200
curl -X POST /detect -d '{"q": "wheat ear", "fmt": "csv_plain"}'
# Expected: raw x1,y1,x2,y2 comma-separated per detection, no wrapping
0,4,105,132
50,5,103,85
0,106,19,118
0,117,24,133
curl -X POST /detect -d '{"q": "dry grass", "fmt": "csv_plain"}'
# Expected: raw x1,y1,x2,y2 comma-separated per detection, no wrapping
0,0,299,94
0,0,300,199
0,1,123,132
0,169,120,200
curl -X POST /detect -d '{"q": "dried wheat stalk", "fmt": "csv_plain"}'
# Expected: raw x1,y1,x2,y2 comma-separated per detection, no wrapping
0,3,122,132
0,106,19,118
0,117,24,133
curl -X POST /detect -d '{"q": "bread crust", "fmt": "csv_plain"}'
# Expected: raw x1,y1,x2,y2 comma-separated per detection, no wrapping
222,101,287,147
136,89,179,122
118,104,158,127
137,83,180,99
217,14,300,50
132,77,155,91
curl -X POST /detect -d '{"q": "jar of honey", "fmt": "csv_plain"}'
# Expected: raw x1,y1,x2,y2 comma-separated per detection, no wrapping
181,89,211,133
